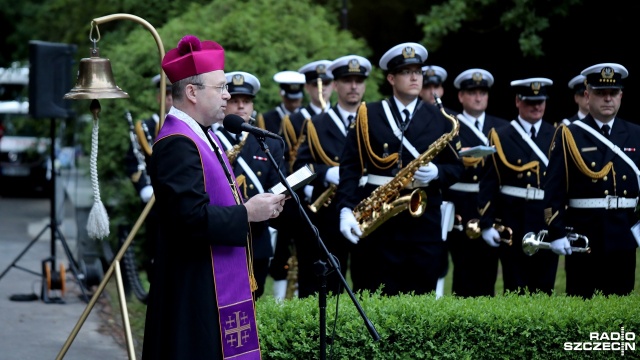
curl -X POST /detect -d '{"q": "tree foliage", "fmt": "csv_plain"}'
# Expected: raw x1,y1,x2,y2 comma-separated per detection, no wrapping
417,0,582,58
76,0,378,242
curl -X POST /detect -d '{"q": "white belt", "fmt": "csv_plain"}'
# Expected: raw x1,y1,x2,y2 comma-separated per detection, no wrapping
569,196,638,209
449,182,479,193
367,174,424,189
500,185,544,200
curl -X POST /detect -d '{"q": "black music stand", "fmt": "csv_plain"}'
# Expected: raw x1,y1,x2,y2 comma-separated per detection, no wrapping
255,134,380,360
0,117,89,303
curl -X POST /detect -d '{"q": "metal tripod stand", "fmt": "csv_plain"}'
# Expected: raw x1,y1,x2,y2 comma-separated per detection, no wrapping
0,117,90,303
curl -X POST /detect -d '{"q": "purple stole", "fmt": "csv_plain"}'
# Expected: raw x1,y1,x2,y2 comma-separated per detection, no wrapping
159,115,261,359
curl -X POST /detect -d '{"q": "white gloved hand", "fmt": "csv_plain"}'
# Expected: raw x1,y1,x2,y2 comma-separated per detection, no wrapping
340,207,362,244
550,237,572,255
325,166,340,185
140,185,154,203
481,227,501,248
413,163,439,186
303,185,314,203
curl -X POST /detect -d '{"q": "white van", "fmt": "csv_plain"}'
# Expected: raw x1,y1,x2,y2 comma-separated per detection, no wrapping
0,65,52,194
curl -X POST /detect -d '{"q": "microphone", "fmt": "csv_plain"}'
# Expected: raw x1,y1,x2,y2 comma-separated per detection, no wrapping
223,114,282,140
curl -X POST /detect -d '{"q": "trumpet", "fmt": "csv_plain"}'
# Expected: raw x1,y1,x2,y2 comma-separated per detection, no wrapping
308,183,337,213
522,228,590,256
465,218,513,245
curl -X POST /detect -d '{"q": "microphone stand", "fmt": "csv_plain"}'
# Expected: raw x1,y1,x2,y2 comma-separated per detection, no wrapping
255,134,380,360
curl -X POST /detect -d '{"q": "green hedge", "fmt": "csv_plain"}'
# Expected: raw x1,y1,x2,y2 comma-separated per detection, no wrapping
256,292,640,359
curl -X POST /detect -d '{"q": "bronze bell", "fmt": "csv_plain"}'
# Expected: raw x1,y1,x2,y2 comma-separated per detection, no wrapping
64,47,129,100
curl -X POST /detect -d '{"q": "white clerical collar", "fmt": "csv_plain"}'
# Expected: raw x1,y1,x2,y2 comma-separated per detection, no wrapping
168,106,213,150
393,97,418,118
517,116,541,134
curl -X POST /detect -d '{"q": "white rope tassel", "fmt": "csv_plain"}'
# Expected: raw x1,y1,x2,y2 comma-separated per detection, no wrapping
86,105,110,240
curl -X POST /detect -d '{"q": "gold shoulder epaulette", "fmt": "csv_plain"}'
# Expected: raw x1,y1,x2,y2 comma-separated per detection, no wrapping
560,126,613,187
356,102,398,171
306,120,338,166
490,128,540,176
462,156,483,168
281,114,296,152
256,113,266,130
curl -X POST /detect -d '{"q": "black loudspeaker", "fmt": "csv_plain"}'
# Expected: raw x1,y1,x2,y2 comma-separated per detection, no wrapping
28,40,77,119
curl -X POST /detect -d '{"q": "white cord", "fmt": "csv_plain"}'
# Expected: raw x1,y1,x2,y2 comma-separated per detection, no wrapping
86,117,110,239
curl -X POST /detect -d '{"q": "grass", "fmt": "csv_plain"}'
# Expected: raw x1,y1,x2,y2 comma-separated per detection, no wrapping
101,249,640,357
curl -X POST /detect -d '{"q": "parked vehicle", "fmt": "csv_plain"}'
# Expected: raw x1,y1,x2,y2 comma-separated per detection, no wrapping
0,65,52,195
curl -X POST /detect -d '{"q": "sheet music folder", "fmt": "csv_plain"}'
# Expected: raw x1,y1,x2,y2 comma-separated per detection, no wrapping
268,164,317,196
458,145,496,158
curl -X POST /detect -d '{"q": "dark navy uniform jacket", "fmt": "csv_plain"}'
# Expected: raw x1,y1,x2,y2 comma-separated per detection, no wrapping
443,114,508,225
336,99,464,243
543,115,640,252
478,119,555,237
294,106,348,199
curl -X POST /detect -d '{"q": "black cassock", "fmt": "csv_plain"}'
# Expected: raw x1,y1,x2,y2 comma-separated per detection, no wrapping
142,132,250,360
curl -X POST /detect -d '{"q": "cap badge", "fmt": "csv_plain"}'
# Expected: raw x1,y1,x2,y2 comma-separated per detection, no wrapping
600,66,616,85
316,64,327,74
426,69,436,76
232,74,245,85
472,72,483,83
348,59,361,73
402,46,416,59
531,81,541,95
290,84,301,91
601,67,614,79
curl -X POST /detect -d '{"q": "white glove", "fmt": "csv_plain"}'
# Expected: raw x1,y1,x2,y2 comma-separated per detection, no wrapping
550,237,572,255
303,185,314,203
481,227,501,248
340,207,362,244
140,185,154,203
325,166,340,185
413,163,438,186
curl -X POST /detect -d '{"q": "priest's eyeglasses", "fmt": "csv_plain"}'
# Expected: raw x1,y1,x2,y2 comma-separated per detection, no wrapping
193,83,229,94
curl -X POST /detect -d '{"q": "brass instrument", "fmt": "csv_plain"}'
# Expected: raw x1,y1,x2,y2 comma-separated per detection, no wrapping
225,125,250,164
522,229,590,256
288,132,306,174
284,248,298,299
465,218,513,245
353,95,459,238
308,183,337,213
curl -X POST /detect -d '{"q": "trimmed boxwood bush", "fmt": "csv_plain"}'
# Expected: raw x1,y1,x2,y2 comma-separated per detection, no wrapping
256,291,640,359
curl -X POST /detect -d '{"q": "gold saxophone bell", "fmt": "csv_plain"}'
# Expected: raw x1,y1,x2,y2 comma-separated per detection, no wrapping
465,218,513,245
522,229,590,256
353,94,457,238
357,188,427,238
308,183,337,213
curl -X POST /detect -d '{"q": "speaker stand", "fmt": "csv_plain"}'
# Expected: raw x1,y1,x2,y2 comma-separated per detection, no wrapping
0,117,89,303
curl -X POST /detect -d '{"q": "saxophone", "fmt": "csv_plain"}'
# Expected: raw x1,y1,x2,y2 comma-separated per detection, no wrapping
225,119,251,164
308,183,337,213
353,95,460,238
